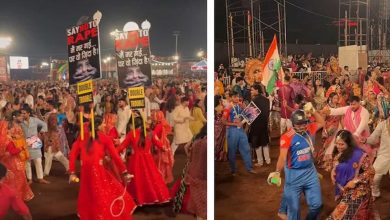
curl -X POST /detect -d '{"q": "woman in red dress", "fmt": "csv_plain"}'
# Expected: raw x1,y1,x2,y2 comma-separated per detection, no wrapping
69,116,136,220
152,111,174,184
103,112,119,140
117,113,171,206
101,113,121,181
0,120,34,201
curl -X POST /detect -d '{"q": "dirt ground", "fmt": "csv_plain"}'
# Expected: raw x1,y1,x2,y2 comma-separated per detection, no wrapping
215,134,390,220
5,148,195,220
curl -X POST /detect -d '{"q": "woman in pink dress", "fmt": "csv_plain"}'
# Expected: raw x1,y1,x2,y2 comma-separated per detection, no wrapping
117,113,171,206
152,111,174,184
0,120,34,201
69,116,136,220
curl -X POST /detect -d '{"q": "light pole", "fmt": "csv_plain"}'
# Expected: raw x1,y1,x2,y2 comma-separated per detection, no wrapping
173,55,180,75
173,31,180,57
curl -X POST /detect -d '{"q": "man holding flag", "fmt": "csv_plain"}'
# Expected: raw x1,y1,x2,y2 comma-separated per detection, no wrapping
261,36,294,134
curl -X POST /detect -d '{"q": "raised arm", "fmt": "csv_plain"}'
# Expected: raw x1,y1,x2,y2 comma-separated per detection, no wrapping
329,106,349,116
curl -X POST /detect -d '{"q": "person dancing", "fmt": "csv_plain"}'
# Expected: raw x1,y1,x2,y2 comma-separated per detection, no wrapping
185,125,207,220
317,92,342,171
0,120,34,201
152,110,174,184
0,163,32,220
269,107,325,220
69,116,136,220
327,130,375,220
117,112,171,206
361,113,390,200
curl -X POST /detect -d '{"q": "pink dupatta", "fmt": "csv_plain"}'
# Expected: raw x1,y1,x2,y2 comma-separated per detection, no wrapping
344,107,373,154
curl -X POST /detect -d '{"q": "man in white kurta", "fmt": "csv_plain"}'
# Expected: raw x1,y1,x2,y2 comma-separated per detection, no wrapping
116,98,131,141
172,97,194,154
364,117,390,198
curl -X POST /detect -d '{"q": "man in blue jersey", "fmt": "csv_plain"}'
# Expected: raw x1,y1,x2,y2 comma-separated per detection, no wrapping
222,91,256,176
268,106,325,220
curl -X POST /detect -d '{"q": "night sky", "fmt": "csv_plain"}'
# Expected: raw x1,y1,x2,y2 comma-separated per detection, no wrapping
215,0,339,44
0,0,206,63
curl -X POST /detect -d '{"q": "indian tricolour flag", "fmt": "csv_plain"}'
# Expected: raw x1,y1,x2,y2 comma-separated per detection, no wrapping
261,35,285,95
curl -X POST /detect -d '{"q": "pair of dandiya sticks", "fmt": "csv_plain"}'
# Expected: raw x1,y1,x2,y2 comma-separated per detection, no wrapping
78,107,147,141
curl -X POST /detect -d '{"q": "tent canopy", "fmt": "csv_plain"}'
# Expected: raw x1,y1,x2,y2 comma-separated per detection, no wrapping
191,59,207,71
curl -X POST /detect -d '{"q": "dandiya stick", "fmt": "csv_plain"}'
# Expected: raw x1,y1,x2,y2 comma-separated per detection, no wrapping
80,109,84,141
131,109,135,137
142,111,146,137
91,107,95,139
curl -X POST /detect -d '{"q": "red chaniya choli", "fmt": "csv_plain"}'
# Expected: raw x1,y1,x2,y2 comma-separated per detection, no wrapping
153,123,174,184
69,132,136,220
102,114,122,182
0,140,34,201
117,128,171,206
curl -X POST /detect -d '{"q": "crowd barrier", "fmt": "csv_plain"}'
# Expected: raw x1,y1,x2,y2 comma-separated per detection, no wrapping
221,71,329,87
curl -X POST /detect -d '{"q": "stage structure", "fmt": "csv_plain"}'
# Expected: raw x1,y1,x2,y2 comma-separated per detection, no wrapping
226,0,286,69
339,0,390,64
368,0,390,63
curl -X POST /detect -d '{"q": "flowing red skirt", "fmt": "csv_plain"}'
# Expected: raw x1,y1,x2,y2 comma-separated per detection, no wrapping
78,164,136,220
126,152,171,206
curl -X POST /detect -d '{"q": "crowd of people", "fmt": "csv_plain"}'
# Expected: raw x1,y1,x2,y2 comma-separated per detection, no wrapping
215,54,389,220
0,77,207,220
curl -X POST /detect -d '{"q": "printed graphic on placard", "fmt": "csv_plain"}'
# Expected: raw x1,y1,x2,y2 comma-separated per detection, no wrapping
128,86,145,108
240,101,261,125
67,21,101,85
77,80,93,105
115,30,152,88
77,80,93,95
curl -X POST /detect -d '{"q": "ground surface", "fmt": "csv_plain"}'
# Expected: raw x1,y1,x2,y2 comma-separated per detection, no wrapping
5,148,195,220
215,131,390,220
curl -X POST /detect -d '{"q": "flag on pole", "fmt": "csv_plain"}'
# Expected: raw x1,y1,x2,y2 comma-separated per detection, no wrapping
261,35,285,95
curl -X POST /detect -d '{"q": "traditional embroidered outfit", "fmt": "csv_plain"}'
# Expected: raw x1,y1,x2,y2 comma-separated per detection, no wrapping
117,128,171,206
316,104,342,171
327,148,375,220
185,136,207,219
153,111,174,184
69,132,136,220
214,109,227,162
43,113,69,176
102,113,121,182
0,121,33,201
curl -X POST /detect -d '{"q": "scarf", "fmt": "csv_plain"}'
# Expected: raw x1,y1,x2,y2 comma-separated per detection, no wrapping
344,106,369,137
